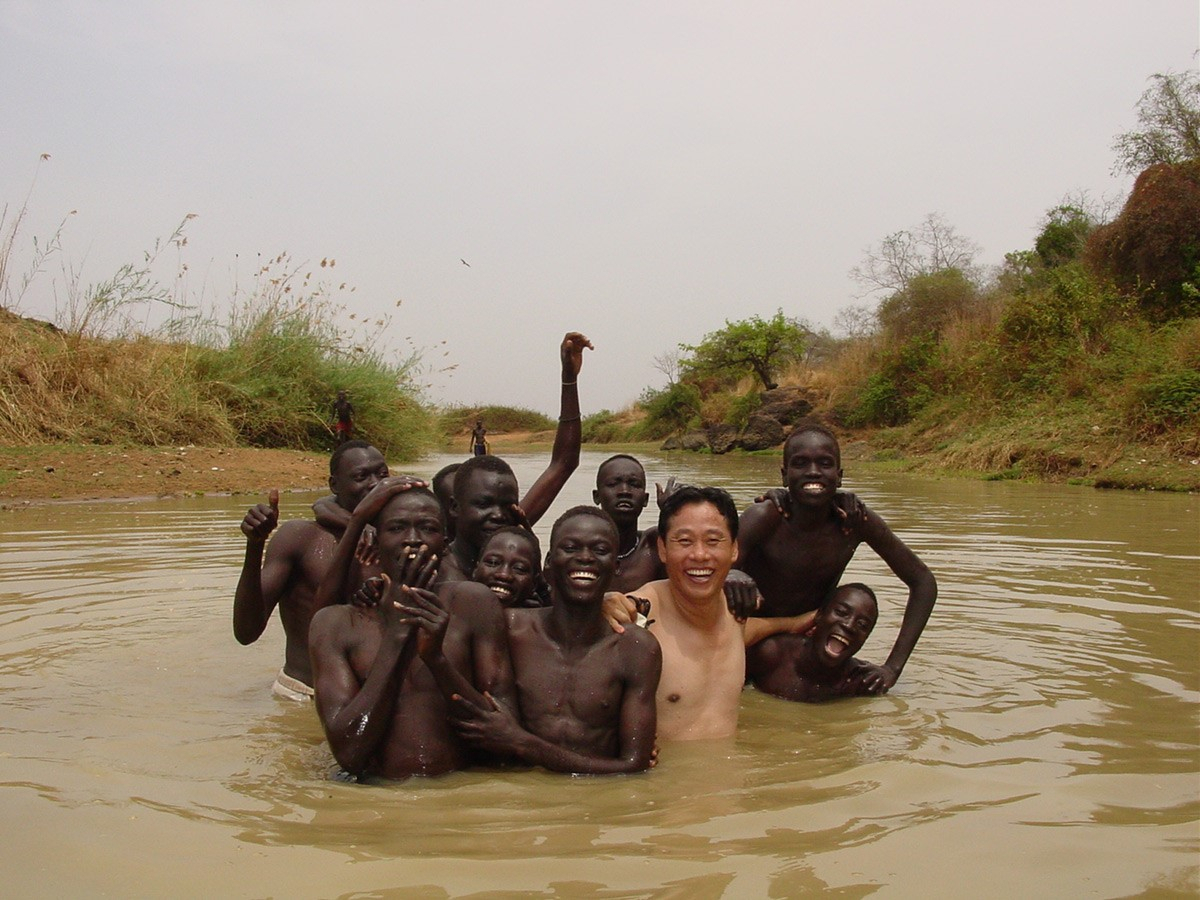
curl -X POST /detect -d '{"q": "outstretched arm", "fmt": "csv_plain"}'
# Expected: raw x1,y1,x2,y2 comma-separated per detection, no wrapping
519,332,593,525
858,510,937,691
743,610,817,647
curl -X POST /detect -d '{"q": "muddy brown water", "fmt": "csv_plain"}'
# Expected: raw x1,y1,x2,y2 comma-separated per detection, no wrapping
1,450,1196,897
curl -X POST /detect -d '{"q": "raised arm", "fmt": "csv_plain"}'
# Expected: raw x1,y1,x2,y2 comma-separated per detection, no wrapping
858,509,937,690
518,332,593,525
233,489,290,644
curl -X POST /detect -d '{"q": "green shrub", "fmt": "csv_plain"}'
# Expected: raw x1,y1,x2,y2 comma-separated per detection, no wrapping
438,405,555,438
636,382,701,438
581,409,629,443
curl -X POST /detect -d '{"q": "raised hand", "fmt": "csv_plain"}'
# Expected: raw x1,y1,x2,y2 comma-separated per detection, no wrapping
241,488,279,543
655,476,679,509
560,332,594,381
394,586,449,661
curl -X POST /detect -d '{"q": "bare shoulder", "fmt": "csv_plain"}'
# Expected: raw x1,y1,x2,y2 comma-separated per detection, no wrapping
440,580,506,626
309,603,357,648
738,501,782,544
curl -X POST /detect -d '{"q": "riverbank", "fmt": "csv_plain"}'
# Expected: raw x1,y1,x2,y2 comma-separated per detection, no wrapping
2,425,1197,508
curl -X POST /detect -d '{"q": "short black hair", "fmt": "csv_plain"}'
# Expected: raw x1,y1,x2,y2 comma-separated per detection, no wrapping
453,454,515,505
657,485,739,540
329,440,379,476
372,484,442,526
549,505,619,549
783,421,840,461
595,454,645,488
432,463,461,502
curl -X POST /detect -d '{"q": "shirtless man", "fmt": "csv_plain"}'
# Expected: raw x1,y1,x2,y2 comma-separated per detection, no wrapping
450,507,661,774
307,479,514,780
752,583,881,703
737,422,937,694
233,440,388,698
625,485,808,741
439,331,593,583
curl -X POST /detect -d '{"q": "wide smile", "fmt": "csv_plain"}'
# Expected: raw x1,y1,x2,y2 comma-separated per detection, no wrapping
488,584,513,599
684,567,715,581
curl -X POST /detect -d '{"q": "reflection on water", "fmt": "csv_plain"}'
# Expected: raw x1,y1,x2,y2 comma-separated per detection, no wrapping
1,451,1196,896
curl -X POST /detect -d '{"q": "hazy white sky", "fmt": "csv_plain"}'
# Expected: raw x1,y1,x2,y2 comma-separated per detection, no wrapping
1,2,1196,415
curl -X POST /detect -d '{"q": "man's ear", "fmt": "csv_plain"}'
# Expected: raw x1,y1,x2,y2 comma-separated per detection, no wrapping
731,539,739,565
836,468,844,489
780,465,787,486
656,535,667,565
328,474,337,494
640,493,649,511
592,489,600,505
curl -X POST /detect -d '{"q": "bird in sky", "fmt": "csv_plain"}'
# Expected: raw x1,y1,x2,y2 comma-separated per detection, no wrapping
460,258,471,267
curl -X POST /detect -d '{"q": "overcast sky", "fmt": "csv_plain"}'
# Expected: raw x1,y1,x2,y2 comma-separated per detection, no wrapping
2,2,1196,415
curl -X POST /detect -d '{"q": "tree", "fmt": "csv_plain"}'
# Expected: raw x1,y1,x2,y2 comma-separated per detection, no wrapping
681,310,808,391
1112,70,1200,176
850,212,981,296
875,268,978,341
1034,204,1097,269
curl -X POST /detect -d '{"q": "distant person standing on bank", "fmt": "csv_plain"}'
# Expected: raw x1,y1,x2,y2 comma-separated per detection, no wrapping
470,419,488,456
332,390,355,445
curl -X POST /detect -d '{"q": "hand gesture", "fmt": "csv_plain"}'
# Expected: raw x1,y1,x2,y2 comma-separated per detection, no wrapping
846,661,897,695
655,476,679,509
508,503,532,532
753,487,789,519
722,570,761,622
350,575,385,610
395,586,449,662
833,492,867,535
241,489,280,543
449,691,525,756
560,332,594,381
602,591,639,634
354,525,379,566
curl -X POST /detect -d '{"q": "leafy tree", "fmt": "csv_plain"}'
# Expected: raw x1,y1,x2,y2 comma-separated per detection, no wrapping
681,310,808,391
876,267,978,341
1034,205,1097,269
1112,70,1200,176
850,212,981,296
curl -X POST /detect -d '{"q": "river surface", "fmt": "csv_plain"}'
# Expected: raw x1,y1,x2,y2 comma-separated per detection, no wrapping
1,450,1196,898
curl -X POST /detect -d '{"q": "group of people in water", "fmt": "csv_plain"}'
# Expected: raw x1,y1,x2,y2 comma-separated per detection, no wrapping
234,332,937,780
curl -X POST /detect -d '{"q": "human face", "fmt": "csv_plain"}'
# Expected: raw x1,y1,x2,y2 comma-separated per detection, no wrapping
657,501,738,607
375,492,446,575
330,446,389,511
812,589,877,667
593,458,649,528
782,432,842,508
473,533,538,607
454,469,520,551
545,515,617,606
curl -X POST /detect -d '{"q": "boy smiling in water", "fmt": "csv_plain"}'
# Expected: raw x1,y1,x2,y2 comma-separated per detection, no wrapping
736,422,936,694
752,584,881,702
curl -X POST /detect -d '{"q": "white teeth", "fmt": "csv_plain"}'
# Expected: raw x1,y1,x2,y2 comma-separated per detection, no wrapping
802,484,824,493
831,635,849,645
570,571,597,580
685,568,714,578
489,585,511,597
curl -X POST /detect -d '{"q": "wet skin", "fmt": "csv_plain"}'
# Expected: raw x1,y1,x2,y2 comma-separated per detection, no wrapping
309,486,514,780
737,430,936,692
452,513,661,775
472,531,539,608
752,587,880,703
233,445,388,687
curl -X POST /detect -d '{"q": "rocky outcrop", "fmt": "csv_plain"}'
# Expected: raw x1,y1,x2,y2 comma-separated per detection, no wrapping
660,385,824,454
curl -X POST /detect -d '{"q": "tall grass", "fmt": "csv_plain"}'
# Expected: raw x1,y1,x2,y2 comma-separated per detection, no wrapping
0,182,434,457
